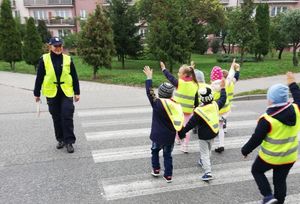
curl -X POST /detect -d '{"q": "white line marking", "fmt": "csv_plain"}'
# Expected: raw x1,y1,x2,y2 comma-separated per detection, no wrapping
101,160,300,201
244,193,300,204
78,107,257,118
85,120,257,141
77,107,152,117
92,136,252,163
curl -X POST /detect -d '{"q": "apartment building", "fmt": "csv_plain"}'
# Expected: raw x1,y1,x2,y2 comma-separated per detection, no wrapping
221,0,300,16
1,0,299,38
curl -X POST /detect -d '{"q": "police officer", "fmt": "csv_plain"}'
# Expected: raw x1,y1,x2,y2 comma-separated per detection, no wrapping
34,37,80,153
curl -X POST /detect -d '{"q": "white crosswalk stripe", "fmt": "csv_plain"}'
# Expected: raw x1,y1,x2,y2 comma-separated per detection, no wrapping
78,106,300,203
85,119,257,141
101,160,300,201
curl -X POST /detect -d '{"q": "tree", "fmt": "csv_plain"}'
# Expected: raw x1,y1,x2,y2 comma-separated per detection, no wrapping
147,0,193,73
227,0,256,65
270,14,288,60
192,24,208,55
23,17,43,70
77,5,115,79
254,3,270,60
211,38,220,54
0,0,22,71
108,0,142,69
280,9,300,66
37,20,51,43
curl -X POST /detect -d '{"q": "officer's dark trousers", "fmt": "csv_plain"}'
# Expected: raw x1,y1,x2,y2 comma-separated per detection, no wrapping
251,156,294,204
46,89,76,144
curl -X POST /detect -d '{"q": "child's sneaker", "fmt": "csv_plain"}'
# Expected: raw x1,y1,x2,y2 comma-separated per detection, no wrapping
175,138,181,145
201,172,213,181
197,159,203,168
262,195,278,204
163,175,172,183
180,144,188,153
151,169,160,177
215,147,224,153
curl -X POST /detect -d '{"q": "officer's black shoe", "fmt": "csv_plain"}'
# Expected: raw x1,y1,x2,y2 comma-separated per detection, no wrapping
215,147,224,153
56,141,65,149
66,144,74,153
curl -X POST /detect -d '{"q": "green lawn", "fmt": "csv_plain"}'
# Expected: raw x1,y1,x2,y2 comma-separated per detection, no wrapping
0,52,298,88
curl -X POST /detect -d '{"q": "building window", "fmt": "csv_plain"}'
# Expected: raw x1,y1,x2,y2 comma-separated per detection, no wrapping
55,10,70,19
58,29,71,38
14,10,20,18
80,10,87,20
33,10,46,20
271,6,288,17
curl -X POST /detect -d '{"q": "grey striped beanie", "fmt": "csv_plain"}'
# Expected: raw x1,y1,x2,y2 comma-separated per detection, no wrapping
158,82,174,98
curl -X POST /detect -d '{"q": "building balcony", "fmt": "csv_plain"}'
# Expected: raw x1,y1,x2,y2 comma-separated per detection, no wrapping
240,0,298,3
35,18,75,27
219,0,229,4
24,0,74,7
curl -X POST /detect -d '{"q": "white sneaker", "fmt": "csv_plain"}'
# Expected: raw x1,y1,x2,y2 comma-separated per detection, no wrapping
180,144,188,153
175,138,181,145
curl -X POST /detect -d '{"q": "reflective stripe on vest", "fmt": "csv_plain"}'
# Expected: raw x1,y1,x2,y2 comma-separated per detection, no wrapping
160,98,184,131
258,104,300,165
194,101,219,133
42,53,74,98
213,81,231,115
173,79,198,114
227,81,235,105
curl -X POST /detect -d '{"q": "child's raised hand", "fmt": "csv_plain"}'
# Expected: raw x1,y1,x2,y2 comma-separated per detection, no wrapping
234,63,240,72
160,61,166,70
287,71,295,85
143,66,153,79
191,61,195,69
220,78,226,89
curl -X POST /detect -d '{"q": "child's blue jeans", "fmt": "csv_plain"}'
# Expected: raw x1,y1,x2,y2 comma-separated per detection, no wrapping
151,142,174,177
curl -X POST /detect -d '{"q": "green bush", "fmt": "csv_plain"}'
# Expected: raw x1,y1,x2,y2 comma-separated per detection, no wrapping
216,54,258,63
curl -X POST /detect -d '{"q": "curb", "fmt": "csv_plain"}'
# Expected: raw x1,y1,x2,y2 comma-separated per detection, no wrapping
233,94,266,101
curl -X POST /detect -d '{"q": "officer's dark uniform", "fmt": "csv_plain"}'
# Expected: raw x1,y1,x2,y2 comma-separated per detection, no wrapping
34,38,80,152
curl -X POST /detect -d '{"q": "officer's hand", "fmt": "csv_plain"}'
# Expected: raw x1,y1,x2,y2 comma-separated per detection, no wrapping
74,95,80,102
35,96,40,103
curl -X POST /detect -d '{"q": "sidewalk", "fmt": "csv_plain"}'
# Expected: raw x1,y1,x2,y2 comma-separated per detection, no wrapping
1,71,299,111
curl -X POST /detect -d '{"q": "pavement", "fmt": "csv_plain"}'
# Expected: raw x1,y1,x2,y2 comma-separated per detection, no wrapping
1,71,300,112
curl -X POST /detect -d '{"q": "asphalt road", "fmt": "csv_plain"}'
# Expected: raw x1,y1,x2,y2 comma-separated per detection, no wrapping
1,72,300,204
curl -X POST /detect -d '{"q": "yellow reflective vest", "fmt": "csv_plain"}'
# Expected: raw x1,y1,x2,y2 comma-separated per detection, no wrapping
213,81,231,115
258,104,300,165
42,53,74,98
173,79,198,114
194,101,219,133
160,99,184,131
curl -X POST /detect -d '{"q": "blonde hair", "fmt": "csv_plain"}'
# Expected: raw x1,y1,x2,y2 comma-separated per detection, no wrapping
222,70,229,79
180,64,198,85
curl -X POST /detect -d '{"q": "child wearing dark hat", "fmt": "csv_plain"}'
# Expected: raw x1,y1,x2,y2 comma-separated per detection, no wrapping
178,79,227,181
241,72,300,204
160,62,199,153
143,66,184,183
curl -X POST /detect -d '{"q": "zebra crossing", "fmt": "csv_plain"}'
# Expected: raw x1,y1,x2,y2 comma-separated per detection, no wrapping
77,104,300,204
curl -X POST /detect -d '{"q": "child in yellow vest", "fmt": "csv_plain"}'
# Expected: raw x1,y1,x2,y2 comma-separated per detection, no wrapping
242,72,300,204
221,62,240,134
143,66,184,183
178,79,227,181
161,62,199,153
